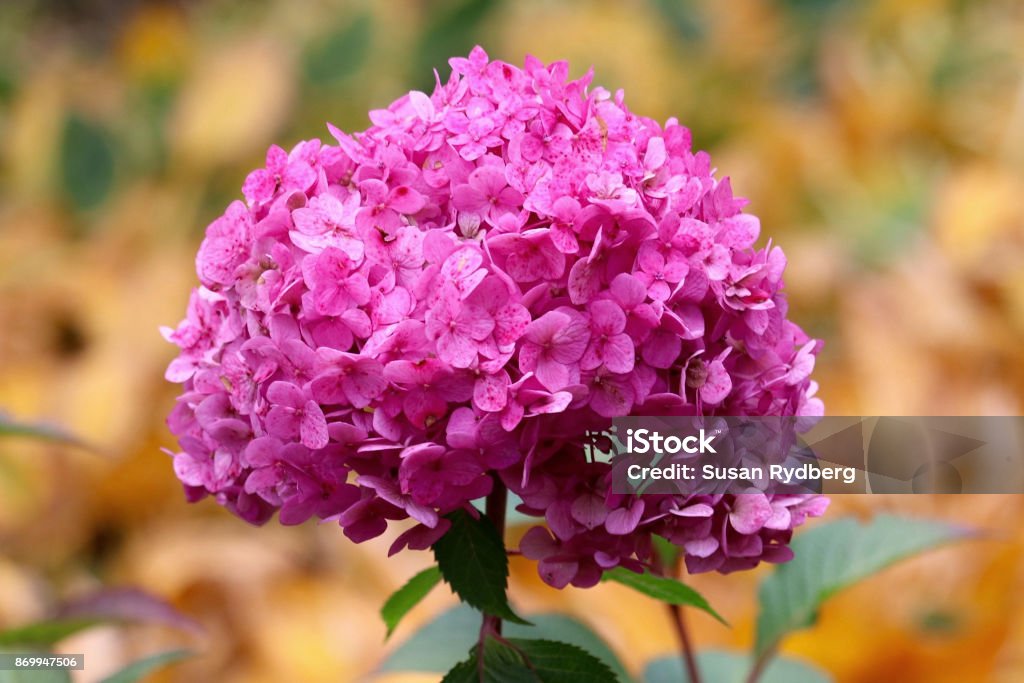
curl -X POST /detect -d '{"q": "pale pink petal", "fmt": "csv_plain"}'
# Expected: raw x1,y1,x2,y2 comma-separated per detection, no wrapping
602,334,635,374
474,372,509,411
700,360,732,405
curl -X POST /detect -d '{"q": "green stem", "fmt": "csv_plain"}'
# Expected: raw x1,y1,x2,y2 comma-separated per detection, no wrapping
481,476,508,642
669,602,702,683
746,647,775,683
658,553,702,683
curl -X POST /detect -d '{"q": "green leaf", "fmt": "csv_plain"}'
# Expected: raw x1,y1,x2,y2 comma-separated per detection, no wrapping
602,567,726,625
414,0,498,91
650,536,680,570
442,637,618,683
0,650,73,683
59,113,115,211
0,618,99,648
380,566,442,638
0,669,72,683
302,13,372,85
379,605,632,682
381,605,478,673
482,639,536,681
644,650,830,683
432,510,528,624
507,638,618,682
755,515,971,657
440,656,482,683
0,413,89,448
98,649,193,683
441,640,532,683
648,0,705,43
505,615,630,682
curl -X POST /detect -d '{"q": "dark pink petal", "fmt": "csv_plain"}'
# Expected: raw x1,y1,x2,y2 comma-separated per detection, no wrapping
267,381,304,408
520,526,558,560
403,390,447,429
539,559,578,589
589,374,635,417
642,330,682,368
601,334,635,374
570,493,607,529
343,362,387,408
299,400,329,449
265,405,300,440
500,399,525,431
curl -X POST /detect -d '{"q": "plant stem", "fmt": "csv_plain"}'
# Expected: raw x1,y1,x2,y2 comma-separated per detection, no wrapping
745,647,774,683
481,476,508,639
669,600,702,683
660,555,702,683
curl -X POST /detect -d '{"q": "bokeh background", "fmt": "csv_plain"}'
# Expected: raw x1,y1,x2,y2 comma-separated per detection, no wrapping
2,0,1024,681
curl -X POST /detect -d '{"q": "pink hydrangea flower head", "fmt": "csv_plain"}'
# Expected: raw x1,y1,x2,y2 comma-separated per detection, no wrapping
165,46,826,588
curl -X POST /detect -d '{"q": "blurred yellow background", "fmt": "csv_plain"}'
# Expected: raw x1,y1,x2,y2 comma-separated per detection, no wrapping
2,0,1024,681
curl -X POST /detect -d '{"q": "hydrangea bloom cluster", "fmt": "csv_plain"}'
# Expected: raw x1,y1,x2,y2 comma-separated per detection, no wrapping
163,47,827,587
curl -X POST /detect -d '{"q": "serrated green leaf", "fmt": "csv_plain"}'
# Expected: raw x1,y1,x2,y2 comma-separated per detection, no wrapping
505,615,630,682
442,641,533,683
484,639,537,682
440,656,481,683
432,510,528,624
602,568,726,625
379,605,632,682
755,515,971,657
0,618,98,648
381,566,442,638
507,638,618,683
302,13,372,85
60,113,115,211
442,637,618,683
644,650,830,683
98,649,192,683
